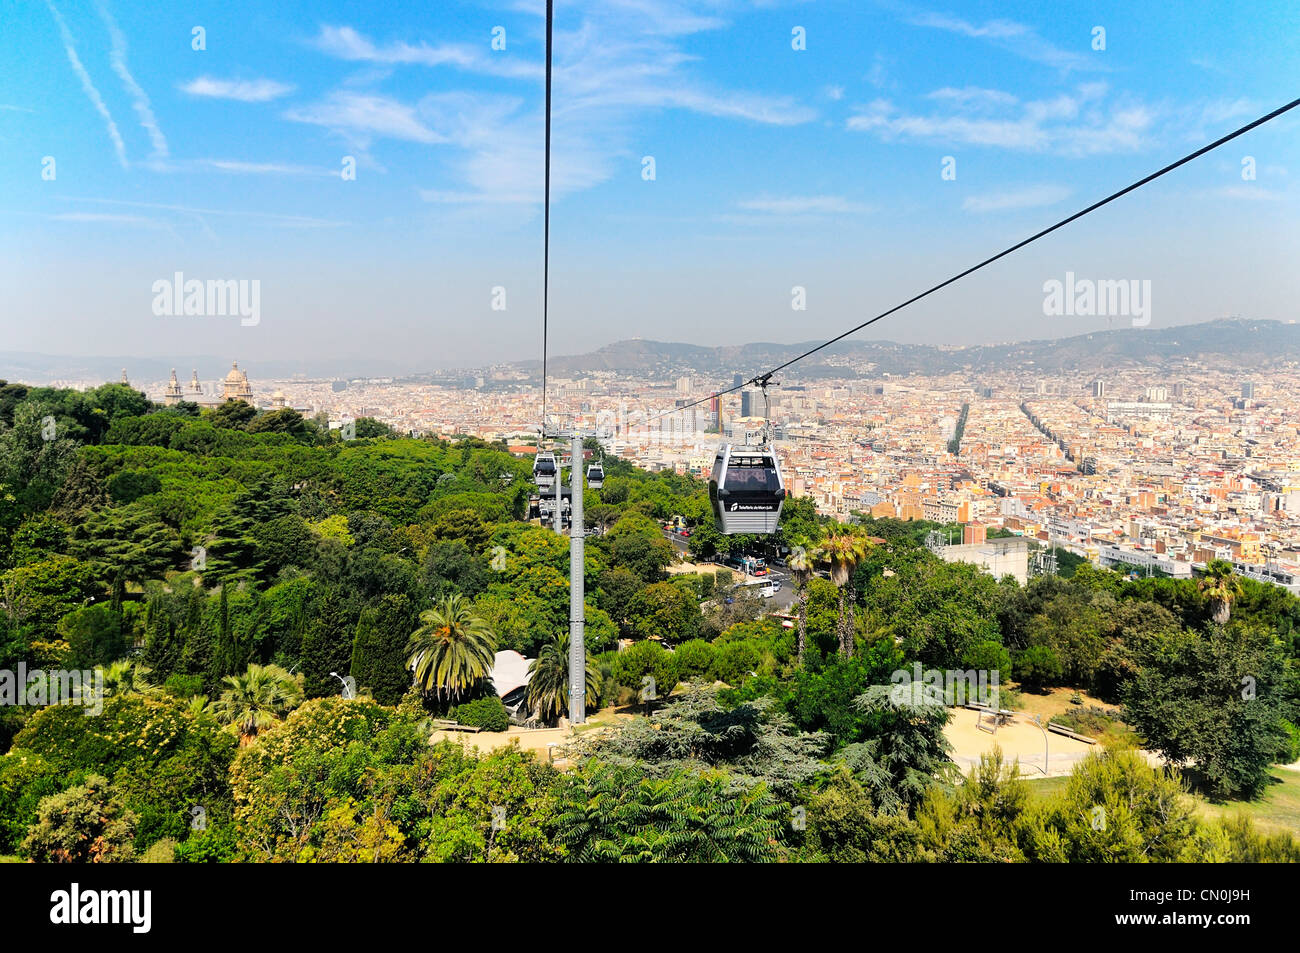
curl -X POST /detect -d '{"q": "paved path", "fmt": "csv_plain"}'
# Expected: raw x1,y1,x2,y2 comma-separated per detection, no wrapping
944,706,1161,778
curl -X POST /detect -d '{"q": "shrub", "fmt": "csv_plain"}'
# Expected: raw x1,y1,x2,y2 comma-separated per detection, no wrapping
550,762,784,863
709,639,762,686
1278,719,1300,765
455,697,509,732
1014,645,1063,691
0,751,65,853
164,673,204,699
961,640,1012,682
1029,750,1197,863
1052,705,1139,748
0,710,28,754
673,639,714,680
228,697,394,860
141,837,178,863
10,695,237,848
608,641,679,698
23,774,137,863
174,825,240,863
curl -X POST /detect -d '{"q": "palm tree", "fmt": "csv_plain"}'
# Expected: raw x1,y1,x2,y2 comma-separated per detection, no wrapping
526,630,603,725
786,539,816,667
1198,559,1244,625
814,529,873,658
213,663,303,744
100,660,160,699
407,594,498,700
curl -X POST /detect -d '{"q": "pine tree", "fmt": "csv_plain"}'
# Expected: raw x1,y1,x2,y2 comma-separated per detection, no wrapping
202,479,294,585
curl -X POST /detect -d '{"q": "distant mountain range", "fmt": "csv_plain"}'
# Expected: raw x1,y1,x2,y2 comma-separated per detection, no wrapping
2,318,1295,387
512,318,1300,382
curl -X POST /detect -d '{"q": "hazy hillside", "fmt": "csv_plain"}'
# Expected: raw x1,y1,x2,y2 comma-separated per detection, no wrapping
515,318,1300,382
3,318,1295,387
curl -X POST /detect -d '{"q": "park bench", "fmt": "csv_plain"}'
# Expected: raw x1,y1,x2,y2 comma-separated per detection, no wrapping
429,719,482,733
1045,722,1097,744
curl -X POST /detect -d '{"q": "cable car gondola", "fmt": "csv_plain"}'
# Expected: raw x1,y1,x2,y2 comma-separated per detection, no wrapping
586,462,604,489
533,451,557,488
709,444,785,534
710,377,785,534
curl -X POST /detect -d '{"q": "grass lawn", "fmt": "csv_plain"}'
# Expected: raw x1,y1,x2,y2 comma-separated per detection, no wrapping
1023,775,1070,801
1195,767,1300,838
0,855,20,863
1024,765,1300,839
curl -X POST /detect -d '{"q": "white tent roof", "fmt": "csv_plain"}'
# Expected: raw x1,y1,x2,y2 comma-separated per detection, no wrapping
490,650,532,697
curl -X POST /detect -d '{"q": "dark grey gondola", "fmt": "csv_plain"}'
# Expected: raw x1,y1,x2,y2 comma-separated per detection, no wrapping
533,451,557,488
709,444,785,535
586,463,604,489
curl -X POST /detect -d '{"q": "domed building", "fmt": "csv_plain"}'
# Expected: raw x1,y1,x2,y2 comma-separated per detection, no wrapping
157,362,256,409
221,362,254,402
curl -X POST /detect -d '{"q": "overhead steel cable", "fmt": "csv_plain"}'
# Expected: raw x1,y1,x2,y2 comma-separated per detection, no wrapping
641,94,1300,425
540,0,553,437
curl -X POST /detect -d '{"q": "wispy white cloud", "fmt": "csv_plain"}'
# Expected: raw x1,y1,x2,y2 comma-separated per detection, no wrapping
865,52,890,89
284,91,444,146
848,83,1154,155
1209,185,1285,202
179,77,296,102
56,195,345,228
302,6,814,208
963,184,1071,213
198,158,338,177
50,211,164,225
97,1,167,158
1179,97,1264,142
907,11,1102,72
927,86,1018,110
415,91,610,205
45,0,128,168
737,195,873,215
311,24,539,80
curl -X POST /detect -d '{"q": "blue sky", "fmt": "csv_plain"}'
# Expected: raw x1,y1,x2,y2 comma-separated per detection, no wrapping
1,0,1298,371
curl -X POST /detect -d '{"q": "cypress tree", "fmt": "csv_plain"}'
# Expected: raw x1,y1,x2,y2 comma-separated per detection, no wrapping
301,588,354,698
350,593,416,705
211,584,249,680
143,594,183,677
180,588,215,690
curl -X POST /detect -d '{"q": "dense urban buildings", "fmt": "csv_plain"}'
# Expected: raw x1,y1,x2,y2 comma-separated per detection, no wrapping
126,354,1300,594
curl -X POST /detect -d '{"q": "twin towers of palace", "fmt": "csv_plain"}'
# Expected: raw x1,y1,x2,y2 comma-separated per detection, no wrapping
160,362,254,408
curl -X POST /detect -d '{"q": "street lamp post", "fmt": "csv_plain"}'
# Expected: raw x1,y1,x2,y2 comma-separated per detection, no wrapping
329,672,355,700
1031,714,1049,777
